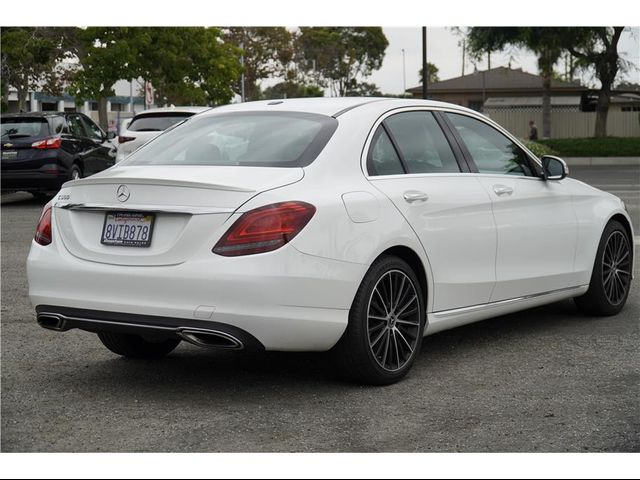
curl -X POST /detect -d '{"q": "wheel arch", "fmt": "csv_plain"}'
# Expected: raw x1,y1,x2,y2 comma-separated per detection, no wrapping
608,212,635,275
376,245,429,308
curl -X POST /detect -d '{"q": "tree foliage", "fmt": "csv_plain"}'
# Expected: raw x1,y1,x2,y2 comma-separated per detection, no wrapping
418,62,440,84
262,81,324,99
296,27,388,96
224,27,294,101
1,27,73,111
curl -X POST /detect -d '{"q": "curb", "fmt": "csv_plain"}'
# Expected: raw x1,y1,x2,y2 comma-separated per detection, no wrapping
563,157,640,167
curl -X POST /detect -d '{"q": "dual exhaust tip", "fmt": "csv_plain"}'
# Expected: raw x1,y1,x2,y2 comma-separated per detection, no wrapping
37,313,244,350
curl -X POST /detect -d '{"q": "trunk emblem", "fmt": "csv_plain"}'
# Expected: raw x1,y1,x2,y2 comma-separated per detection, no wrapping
116,185,130,202
3,143,13,148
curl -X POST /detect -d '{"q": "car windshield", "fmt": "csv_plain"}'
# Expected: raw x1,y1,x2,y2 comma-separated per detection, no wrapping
127,112,197,132
1,117,50,139
122,111,338,168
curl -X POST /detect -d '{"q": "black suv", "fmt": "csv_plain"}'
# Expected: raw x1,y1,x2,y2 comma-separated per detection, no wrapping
1,112,117,197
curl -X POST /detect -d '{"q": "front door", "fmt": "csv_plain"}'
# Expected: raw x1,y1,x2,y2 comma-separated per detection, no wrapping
444,112,579,302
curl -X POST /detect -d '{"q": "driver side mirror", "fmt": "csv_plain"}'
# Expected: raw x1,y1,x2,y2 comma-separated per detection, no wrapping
541,155,568,181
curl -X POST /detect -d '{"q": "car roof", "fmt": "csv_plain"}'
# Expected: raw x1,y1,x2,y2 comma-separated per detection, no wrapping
1,112,66,119
132,106,210,117
206,97,474,118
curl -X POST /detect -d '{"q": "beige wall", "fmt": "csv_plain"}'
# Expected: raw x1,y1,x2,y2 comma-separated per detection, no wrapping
483,108,640,139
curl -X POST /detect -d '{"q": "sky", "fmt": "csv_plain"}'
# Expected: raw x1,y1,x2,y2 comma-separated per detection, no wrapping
369,27,640,95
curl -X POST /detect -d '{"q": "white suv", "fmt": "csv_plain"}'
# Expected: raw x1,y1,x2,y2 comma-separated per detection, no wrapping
116,106,209,162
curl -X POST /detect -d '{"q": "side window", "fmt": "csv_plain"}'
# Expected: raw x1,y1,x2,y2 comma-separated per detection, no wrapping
385,111,460,174
367,126,405,176
445,113,534,176
50,116,66,134
80,116,104,141
66,115,86,137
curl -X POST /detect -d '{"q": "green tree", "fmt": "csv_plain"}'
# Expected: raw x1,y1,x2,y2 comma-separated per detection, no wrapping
296,27,388,97
223,27,294,101
467,27,566,139
418,62,440,84
132,27,241,106
67,27,138,130
1,27,72,112
345,81,382,97
564,27,626,137
262,81,324,99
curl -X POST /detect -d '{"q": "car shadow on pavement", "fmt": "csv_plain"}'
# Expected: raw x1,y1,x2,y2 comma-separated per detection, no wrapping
44,298,599,395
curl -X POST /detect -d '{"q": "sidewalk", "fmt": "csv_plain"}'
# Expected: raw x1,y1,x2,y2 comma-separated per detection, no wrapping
563,156,640,167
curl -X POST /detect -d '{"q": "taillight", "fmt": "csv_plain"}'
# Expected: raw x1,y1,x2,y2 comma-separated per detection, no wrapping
34,206,53,246
213,201,316,256
118,136,136,143
32,136,61,149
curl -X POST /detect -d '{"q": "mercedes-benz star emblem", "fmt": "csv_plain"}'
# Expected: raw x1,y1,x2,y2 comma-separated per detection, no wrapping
116,185,130,202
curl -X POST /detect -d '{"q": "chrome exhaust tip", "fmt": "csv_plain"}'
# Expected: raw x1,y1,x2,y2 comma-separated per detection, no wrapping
37,313,67,332
178,329,244,350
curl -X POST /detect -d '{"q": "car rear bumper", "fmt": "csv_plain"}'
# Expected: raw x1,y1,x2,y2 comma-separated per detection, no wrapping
27,239,367,351
1,170,68,192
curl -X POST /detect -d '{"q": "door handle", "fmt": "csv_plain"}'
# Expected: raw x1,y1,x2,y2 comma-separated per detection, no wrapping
403,190,429,203
493,184,513,196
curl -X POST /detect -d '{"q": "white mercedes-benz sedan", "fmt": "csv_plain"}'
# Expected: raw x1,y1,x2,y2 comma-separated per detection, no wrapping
27,98,634,384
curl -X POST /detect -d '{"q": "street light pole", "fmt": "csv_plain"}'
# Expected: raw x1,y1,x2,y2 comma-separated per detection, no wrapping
401,48,406,97
421,27,428,99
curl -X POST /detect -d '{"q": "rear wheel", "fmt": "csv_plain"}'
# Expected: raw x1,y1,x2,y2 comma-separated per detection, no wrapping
70,164,82,181
334,255,425,385
574,220,632,316
98,332,180,358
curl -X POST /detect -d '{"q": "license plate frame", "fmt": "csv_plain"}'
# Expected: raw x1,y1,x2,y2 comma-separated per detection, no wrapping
100,211,155,248
1,150,17,160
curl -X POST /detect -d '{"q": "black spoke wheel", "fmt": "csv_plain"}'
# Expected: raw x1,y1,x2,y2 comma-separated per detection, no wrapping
601,231,631,305
333,255,425,385
367,269,421,372
575,220,633,316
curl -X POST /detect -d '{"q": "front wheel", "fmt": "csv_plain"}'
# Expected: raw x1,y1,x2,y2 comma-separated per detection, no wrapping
70,164,83,181
574,220,632,316
334,255,426,385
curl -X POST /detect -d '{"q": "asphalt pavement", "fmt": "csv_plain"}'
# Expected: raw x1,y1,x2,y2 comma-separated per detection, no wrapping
1,165,639,452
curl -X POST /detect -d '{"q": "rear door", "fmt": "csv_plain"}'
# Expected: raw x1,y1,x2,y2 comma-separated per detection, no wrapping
443,112,579,301
365,110,497,312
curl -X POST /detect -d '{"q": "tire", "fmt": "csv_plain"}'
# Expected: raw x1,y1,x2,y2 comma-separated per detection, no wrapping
70,164,82,181
574,220,633,316
333,255,426,385
97,331,181,359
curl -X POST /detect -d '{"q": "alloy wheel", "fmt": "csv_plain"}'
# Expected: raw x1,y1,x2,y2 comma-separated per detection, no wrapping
602,230,631,305
367,269,421,372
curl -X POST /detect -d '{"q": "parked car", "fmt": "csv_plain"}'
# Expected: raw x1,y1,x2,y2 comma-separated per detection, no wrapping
115,106,209,163
1,112,116,197
27,98,634,385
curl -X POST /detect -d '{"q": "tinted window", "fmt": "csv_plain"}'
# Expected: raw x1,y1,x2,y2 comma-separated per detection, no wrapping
51,116,66,134
385,112,460,174
80,116,104,141
1,117,49,138
128,113,195,132
67,115,86,137
123,112,338,168
446,113,534,176
367,126,405,176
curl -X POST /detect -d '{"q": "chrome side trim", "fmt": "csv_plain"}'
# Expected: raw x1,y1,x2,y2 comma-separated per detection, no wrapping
432,285,589,319
55,202,234,215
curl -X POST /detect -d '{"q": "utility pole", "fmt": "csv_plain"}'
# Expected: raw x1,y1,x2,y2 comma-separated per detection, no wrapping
240,41,245,103
401,48,407,97
421,27,428,99
462,38,466,76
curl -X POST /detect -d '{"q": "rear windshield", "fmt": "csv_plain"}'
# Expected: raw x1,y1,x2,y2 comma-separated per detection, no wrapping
127,112,196,132
1,117,50,139
122,112,338,168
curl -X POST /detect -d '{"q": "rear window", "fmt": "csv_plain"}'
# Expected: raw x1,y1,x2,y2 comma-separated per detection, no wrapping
1,117,50,139
122,112,338,168
127,112,196,132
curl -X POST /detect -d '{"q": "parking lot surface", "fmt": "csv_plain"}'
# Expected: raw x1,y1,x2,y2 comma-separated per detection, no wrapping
1,165,639,452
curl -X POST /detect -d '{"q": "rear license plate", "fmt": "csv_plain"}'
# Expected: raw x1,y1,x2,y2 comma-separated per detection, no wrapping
101,211,155,247
1,150,17,160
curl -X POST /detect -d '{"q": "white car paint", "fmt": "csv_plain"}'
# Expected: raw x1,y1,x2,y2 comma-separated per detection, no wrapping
27,97,633,355
115,106,209,163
